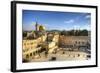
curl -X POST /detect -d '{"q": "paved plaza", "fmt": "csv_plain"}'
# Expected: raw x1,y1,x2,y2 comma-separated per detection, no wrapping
28,48,88,62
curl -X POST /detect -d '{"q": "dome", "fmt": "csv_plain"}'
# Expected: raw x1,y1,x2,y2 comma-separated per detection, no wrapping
39,25,45,31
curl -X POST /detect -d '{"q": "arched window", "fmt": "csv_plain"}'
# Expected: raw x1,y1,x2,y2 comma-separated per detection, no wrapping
30,53,32,56
33,52,35,56
26,54,29,58
75,41,77,44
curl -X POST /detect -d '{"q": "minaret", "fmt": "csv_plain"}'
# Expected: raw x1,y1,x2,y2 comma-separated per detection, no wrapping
35,22,38,31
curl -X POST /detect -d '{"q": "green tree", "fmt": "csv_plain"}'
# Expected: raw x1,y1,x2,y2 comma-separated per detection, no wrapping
23,32,27,37
60,30,67,36
80,29,88,36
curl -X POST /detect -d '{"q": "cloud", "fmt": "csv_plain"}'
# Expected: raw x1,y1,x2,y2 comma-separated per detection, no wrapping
31,22,36,25
73,25,80,29
73,24,90,30
23,22,35,31
80,25,91,30
64,19,74,24
85,15,91,19
23,25,35,31
23,22,48,31
76,24,90,30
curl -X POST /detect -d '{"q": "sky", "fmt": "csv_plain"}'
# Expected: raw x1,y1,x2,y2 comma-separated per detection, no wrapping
22,10,91,31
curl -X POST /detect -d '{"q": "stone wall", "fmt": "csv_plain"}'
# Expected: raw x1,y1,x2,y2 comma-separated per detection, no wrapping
59,36,89,47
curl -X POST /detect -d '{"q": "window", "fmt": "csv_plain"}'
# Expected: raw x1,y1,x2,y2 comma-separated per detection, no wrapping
78,41,80,44
75,41,77,44
78,54,80,57
82,42,84,44
26,54,29,58
31,42,33,45
33,52,35,56
30,53,32,56
24,43,26,46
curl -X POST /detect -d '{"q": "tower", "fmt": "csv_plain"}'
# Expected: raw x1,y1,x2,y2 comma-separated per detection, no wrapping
35,22,39,31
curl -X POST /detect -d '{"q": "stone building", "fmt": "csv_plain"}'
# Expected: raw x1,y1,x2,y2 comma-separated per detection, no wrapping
22,34,47,61
22,22,90,62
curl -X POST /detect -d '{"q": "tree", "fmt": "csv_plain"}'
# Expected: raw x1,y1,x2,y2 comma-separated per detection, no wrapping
80,29,88,36
68,30,74,36
23,32,27,37
60,30,67,35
